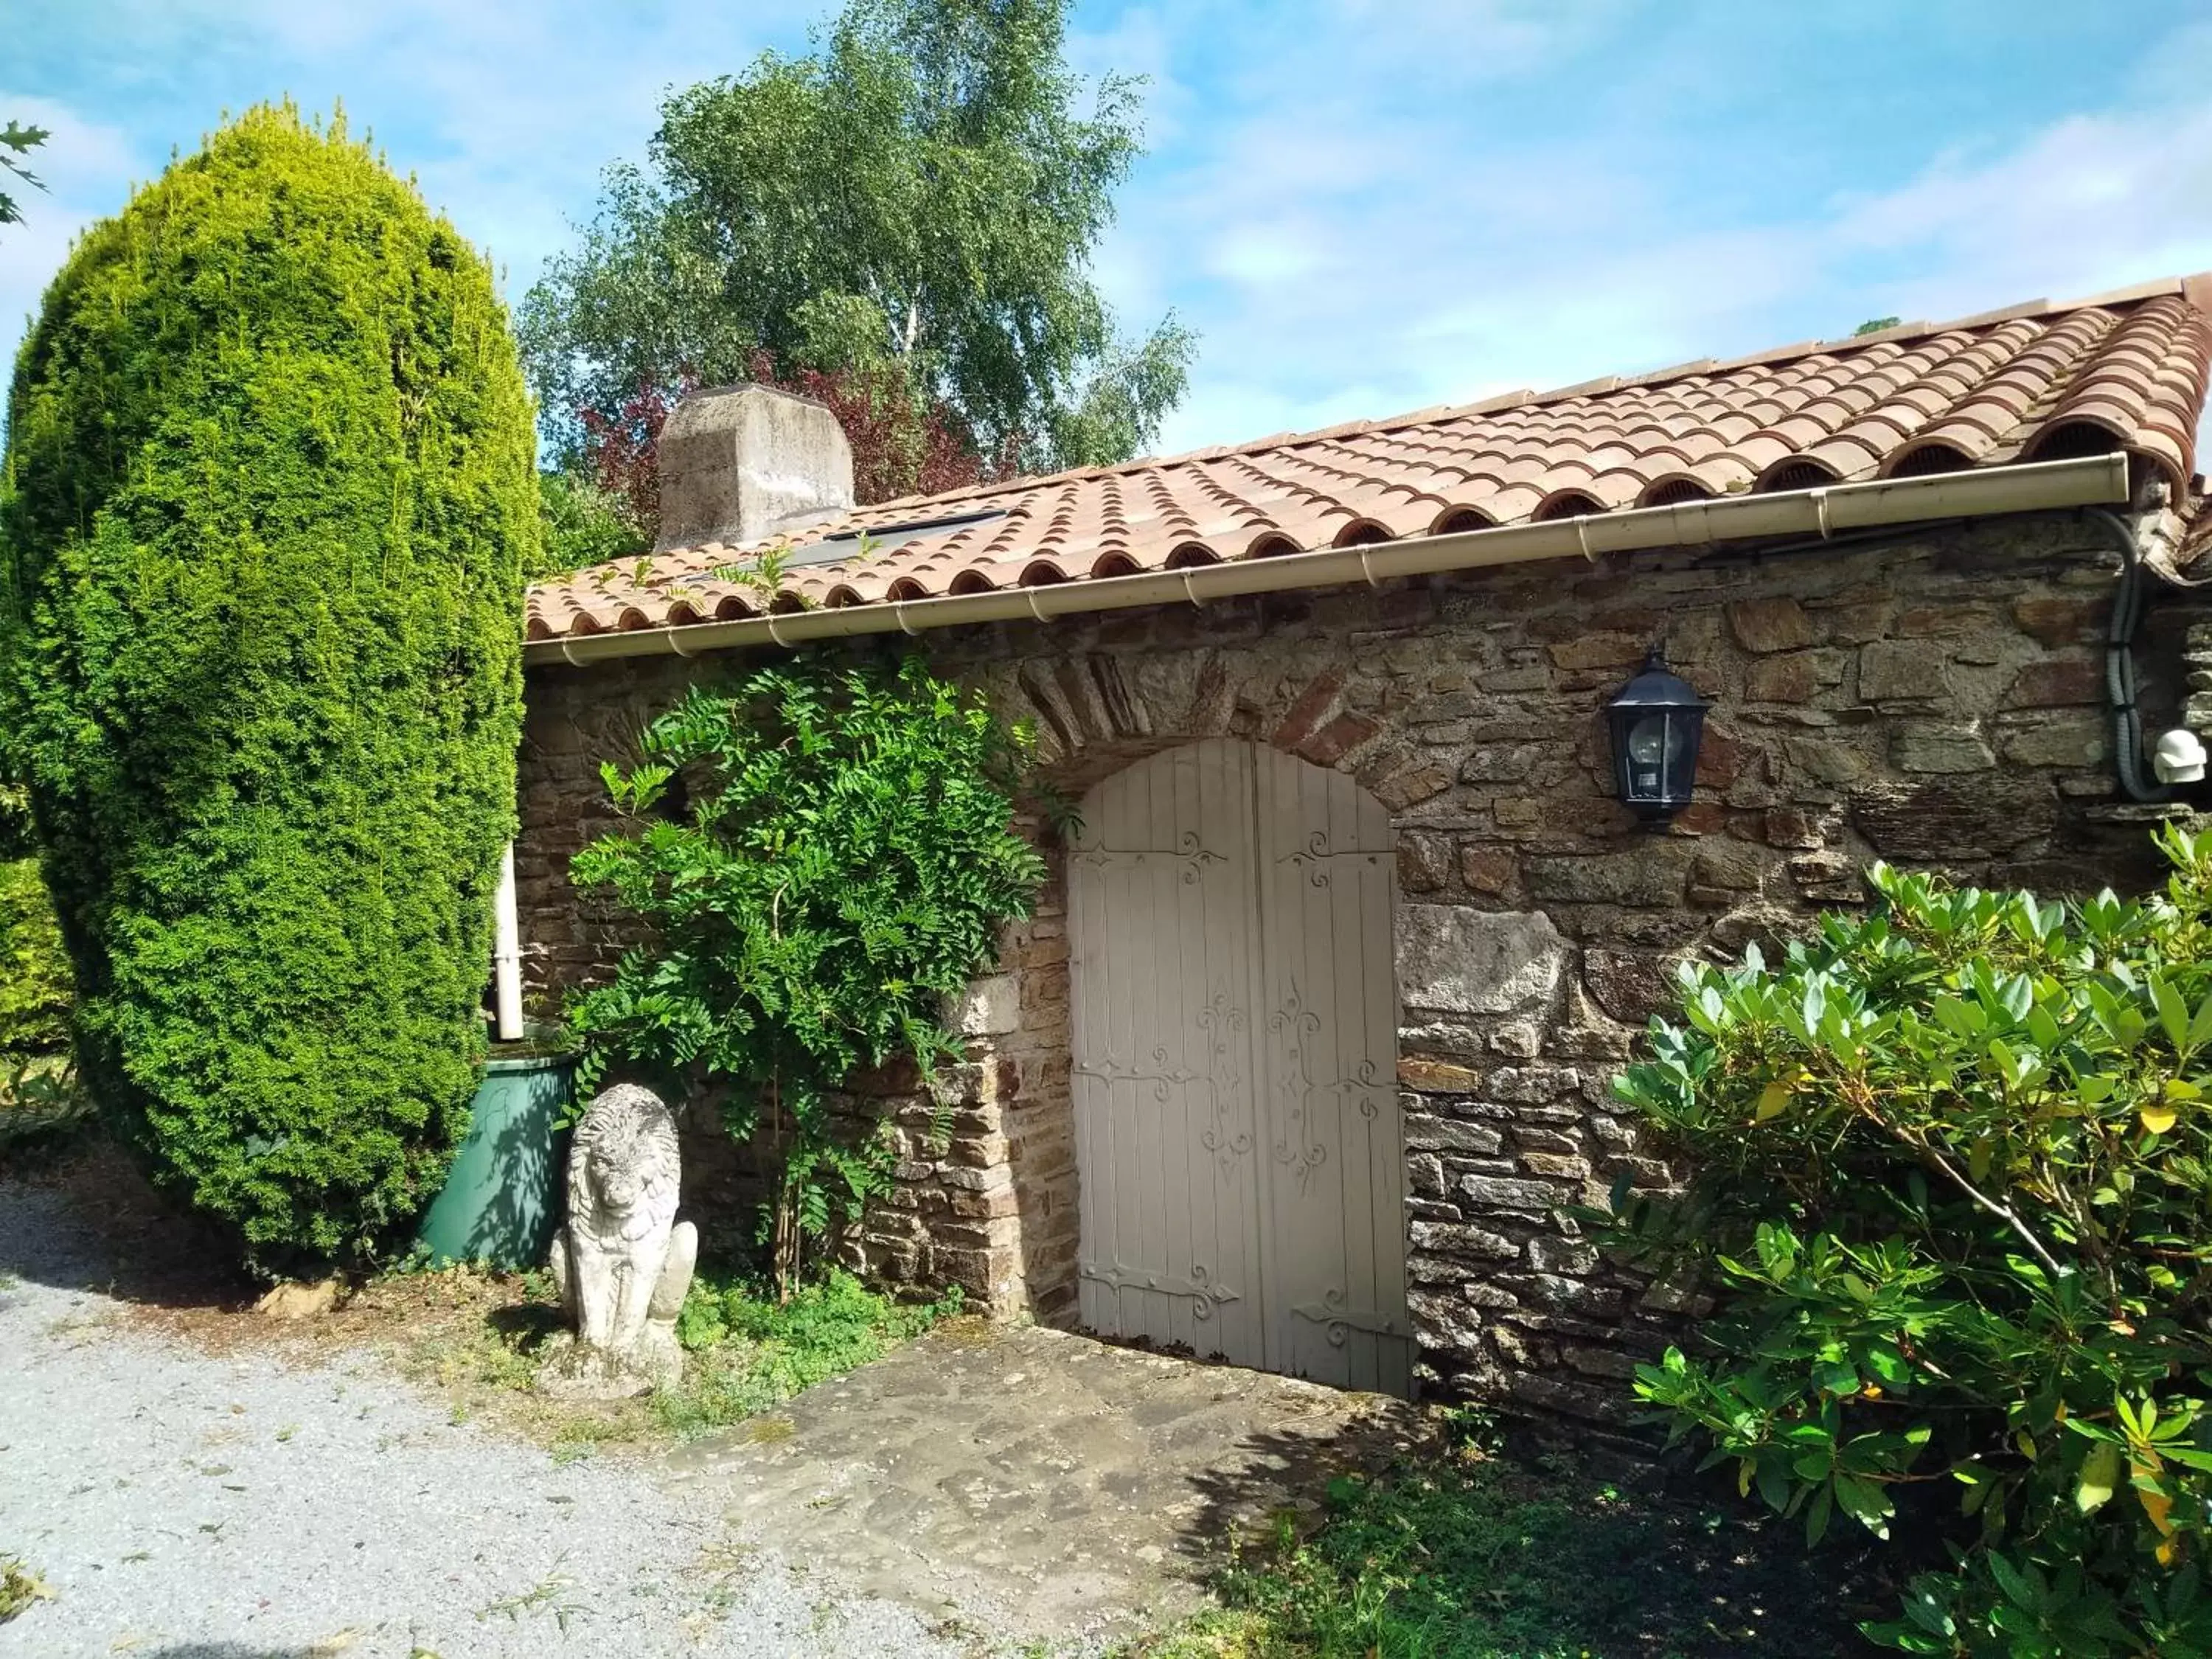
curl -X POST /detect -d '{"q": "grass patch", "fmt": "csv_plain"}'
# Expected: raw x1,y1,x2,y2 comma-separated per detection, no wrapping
655,1268,964,1436
476,1567,586,1632
0,1554,51,1623
1135,1425,1885,1659
366,1256,962,1452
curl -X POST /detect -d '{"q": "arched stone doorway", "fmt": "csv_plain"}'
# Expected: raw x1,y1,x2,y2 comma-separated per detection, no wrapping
1068,738,1412,1395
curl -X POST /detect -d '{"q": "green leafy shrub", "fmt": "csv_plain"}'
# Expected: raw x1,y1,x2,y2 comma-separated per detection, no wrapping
0,859,67,1054
1607,824,2212,1655
0,105,533,1271
0,1055,95,1170
567,654,1043,1294
0,784,31,861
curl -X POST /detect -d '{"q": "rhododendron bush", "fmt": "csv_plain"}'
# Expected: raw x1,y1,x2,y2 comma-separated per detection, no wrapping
1606,826,2212,1655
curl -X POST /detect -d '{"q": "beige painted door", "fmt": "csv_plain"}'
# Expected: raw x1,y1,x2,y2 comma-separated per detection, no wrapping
1068,739,1411,1395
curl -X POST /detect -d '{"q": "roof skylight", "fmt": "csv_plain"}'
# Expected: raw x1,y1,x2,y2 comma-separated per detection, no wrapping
779,507,1008,569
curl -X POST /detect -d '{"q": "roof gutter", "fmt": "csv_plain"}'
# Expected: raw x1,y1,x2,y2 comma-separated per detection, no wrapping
526,452,2132,669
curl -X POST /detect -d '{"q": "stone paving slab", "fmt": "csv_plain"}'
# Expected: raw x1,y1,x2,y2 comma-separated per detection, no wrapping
660,1321,1436,1645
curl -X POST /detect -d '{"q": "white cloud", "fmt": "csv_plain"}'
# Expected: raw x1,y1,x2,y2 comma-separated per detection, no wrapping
0,94,144,363
1205,220,1329,288
1119,7,2212,455
1829,104,2212,318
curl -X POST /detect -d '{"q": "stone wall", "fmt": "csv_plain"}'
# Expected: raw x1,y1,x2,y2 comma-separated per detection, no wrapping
518,509,2206,1420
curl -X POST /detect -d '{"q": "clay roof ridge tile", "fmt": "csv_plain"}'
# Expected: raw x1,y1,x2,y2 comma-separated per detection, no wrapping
1815,321,1933,351
896,286,2189,519
1433,387,1539,422
1619,357,1719,389
1527,374,1622,403
2061,276,2185,312
1941,299,2053,330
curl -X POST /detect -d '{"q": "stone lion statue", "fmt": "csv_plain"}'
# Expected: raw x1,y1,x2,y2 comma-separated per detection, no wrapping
538,1082,698,1400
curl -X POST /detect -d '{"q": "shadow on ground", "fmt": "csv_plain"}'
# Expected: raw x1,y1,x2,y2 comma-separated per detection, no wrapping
662,1319,1441,1644
1166,1414,1898,1658
0,1139,256,1312
2,1137,1883,1653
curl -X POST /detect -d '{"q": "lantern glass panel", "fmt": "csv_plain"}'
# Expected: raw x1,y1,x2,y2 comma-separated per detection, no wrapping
1623,712,1680,799
1625,714,1686,768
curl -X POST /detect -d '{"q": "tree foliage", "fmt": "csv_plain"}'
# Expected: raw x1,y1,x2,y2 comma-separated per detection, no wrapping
0,783,31,863
0,859,69,1056
577,355,1014,531
518,0,1192,506
0,119,46,229
0,105,535,1270
536,470,647,581
1606,827,2212,1655
566,655,1043,1295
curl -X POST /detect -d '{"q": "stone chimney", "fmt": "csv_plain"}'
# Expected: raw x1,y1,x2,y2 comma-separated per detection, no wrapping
653,383,855,553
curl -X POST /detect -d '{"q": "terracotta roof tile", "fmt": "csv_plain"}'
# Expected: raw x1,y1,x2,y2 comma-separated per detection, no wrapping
528,279,2212,641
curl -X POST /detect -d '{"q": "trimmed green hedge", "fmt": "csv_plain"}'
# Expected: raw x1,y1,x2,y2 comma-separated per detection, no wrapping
0,105,534,1270
0,858,68,1055
0,784,31,861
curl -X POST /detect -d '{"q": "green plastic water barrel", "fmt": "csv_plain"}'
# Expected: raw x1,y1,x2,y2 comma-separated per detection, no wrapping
414,1053,575,1269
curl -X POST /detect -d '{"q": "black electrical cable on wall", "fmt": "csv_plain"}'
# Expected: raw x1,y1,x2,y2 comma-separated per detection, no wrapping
2089,506,2176,804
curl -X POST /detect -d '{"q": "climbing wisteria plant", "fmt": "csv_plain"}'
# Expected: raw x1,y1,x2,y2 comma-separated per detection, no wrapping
566,655,1043,1298
1604,825,2212,1656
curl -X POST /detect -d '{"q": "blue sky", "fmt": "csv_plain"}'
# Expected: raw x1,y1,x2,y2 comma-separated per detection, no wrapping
10,1,2212,457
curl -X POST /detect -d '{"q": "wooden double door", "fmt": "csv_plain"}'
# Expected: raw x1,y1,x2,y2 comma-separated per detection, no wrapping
1068,740,1412,1395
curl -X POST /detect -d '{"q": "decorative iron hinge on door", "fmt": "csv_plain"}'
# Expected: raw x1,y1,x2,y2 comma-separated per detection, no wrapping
1291,1287,1406,1346
1079,1259,1242,1319
1267,981,1394,1191
1071,830,1225,885
1074,987,1253,1169
1273,829,1390,888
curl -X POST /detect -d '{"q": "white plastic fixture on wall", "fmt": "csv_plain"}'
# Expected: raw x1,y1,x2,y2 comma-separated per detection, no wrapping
493,841,524,1041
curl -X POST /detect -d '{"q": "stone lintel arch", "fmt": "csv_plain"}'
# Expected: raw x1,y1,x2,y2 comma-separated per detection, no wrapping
970,647,1412,805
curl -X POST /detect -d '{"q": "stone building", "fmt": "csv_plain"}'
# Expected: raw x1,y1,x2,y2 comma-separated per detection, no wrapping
518,279,2212,1419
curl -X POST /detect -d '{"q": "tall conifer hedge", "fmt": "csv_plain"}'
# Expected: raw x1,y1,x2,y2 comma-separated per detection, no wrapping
0,106,534,1270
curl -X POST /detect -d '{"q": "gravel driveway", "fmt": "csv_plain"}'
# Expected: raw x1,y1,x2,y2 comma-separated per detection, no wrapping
0,1182,969,1659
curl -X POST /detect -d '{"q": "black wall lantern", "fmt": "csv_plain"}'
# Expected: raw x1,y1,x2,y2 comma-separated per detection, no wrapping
1606,647,1708,826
